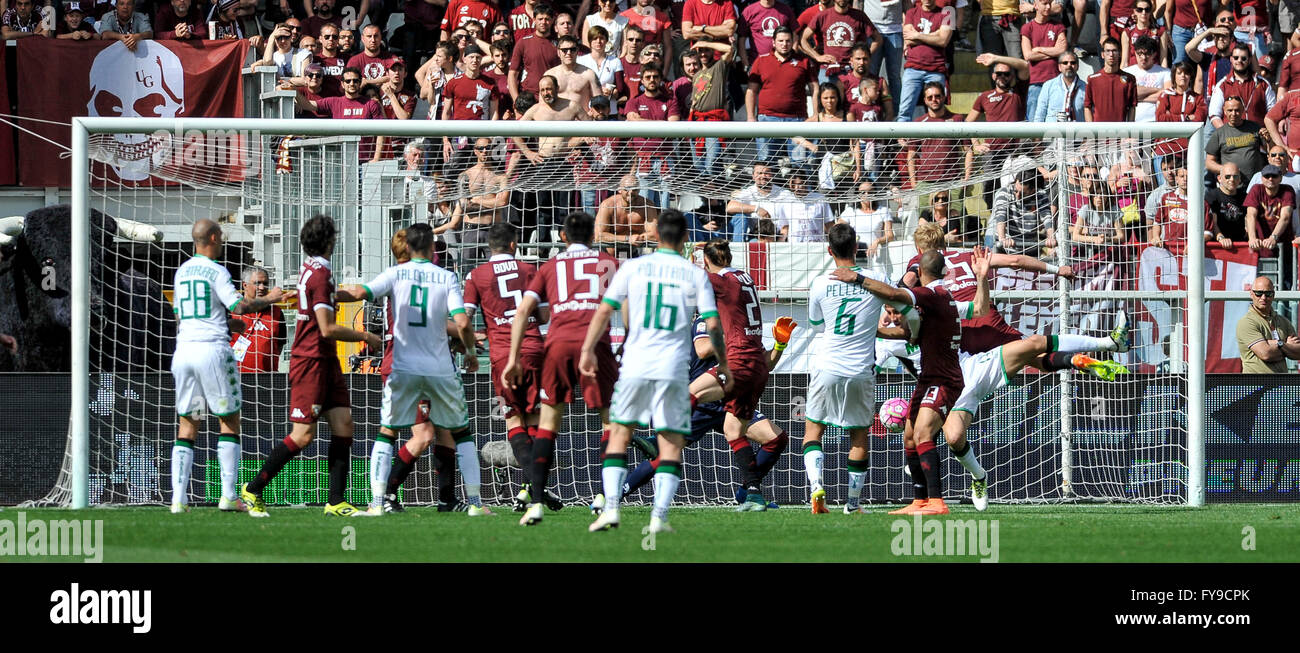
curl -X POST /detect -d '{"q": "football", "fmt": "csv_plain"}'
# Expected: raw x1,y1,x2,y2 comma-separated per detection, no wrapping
878,398,908,433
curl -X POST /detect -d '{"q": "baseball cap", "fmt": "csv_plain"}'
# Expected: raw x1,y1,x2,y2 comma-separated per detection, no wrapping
388,55,406,68
218,0,240,12
63,1,85,13
461,44,484,58
1259,54,1275,72
1262,164,1284,177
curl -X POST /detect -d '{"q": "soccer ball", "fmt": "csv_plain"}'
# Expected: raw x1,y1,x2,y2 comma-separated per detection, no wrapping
878,398,908,433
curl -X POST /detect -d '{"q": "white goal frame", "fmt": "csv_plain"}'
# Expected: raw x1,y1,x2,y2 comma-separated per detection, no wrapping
70,117,1209,508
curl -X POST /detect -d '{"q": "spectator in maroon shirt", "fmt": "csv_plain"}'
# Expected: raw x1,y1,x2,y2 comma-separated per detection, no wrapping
484,39,515,118
621,0,673,71
1148,166,1213,253
747,26,816,162
1208,41,1275,128
55,2,95,40
840,43,893,118
294,67,386,162
896,0,952,122
1020,0,1067,123
801,0,880,83
1244,165,1296,256
967,53,1028,211
508,3,559,102
625,66,674,208
303,0,345,38
906,81,969,193
283,63,329,117
509,0,539,42
2,0,48,40
442,0,504,42
616,24,647,104
1085,37,1137,122
348,24,399,93
154,0,208,40
741,0,796,59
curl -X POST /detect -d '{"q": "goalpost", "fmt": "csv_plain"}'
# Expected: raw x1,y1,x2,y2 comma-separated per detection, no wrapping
57,117,1205,509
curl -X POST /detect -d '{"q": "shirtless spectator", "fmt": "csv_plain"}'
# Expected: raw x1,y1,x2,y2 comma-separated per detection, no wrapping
545,34,602,110
453,137,512,265
515,75,586,238
154,0,207,40
509,3,559,102
595,174,661,255
98,0,152,50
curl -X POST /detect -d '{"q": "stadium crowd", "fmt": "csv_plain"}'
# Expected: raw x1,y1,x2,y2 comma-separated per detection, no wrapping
10,0,1300,282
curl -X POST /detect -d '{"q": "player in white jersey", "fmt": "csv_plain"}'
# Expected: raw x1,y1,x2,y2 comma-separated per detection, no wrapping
801,223,909,515
336,224,488,516
580,209,730,534
169,219,292,513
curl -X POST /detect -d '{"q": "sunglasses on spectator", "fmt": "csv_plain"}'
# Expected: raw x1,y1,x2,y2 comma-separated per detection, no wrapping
1134,6,1150,11
625,37,643,42
494,28,510,34
1222,173,1241,179
1059,59,1077,65
342,77,361,84
288,25,301,31
1269,152,1288,157
559,46,578,52
993,70,1012,76
1231,55,1250,61
306,72,322,78
454,33,469,40
1254,290,1275,297
474,145,490,151
321,34,337,39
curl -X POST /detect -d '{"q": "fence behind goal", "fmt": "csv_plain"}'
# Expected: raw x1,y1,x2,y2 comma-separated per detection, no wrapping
47,118,1205,509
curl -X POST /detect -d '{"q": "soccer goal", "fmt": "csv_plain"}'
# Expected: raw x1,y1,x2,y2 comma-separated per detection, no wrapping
47,117,1206,509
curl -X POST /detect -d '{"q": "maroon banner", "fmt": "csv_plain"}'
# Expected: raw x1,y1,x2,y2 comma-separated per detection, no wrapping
16,38,248,187
0,44,15,186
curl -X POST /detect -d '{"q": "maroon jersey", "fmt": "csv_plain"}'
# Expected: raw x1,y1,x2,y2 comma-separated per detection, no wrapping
906,280,962,386
464,254,545,357
292,256,338,361
442,0,503,32
1153,190,1213,252
443,73,498,119
906,250,1021,355
509,4,535,41
971,87,1025,151
1084,70,1137,122
347,50,399,82
1021,19,1065,83
525,245,620,345
748,52,814,117
908,111,965,183
317,54,348,97
709,268,766,366
806,8,875,67
510,34,560,94
903,5,950,74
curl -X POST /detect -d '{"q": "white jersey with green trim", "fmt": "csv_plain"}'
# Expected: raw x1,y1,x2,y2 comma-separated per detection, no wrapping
602,249,717,382
364,259,464,377
807,268,892,378
172,255,243,345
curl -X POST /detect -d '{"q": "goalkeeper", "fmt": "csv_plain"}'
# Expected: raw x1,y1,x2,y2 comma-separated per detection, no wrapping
616,315,796,510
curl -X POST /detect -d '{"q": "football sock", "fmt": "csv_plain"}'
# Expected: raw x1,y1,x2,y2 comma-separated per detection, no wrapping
507,426,533,487
651,460,683,520
530,428,557,497
248,436,301,495
327,435,352,505
601,453,628,512
846,457,868,507
434,445,457,504
917,440,941,499
728,437,761,493
802,441,824,491
950,439,985,480
385,444,417,495
625,457,660,494
452,430,482,507
1041,351,1076,371
1051,333,1116,353
370,434,395,504
904,446,927,500
755,431,788,480
216,435,239,501
171,438,194,506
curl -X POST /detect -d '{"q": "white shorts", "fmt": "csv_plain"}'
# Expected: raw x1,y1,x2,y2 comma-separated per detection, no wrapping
805,370,875,430
172,342,241,417
954,346,1010,416
382,371,469,430
609,376,691,435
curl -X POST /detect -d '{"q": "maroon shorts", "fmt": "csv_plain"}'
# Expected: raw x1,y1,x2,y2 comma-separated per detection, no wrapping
708,359,769,421
492,344,544,419
380,372,429,425
540,338,618,409
288,356,351,423
910,381,962,422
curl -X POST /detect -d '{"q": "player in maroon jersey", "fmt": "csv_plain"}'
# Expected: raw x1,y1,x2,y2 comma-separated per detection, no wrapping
239,214,383,518
846,249,966,515
503,211,620,526
902,221,1129,377
683,239,782,509
464,223,563,513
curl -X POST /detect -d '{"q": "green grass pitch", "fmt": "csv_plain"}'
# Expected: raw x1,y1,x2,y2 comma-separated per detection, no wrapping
7,504,1299,562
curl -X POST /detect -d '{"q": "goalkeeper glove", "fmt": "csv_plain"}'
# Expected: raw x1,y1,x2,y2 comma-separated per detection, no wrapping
772,316,796,351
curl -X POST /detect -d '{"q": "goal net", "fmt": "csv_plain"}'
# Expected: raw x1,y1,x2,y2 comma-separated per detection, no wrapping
46,118,1204,508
